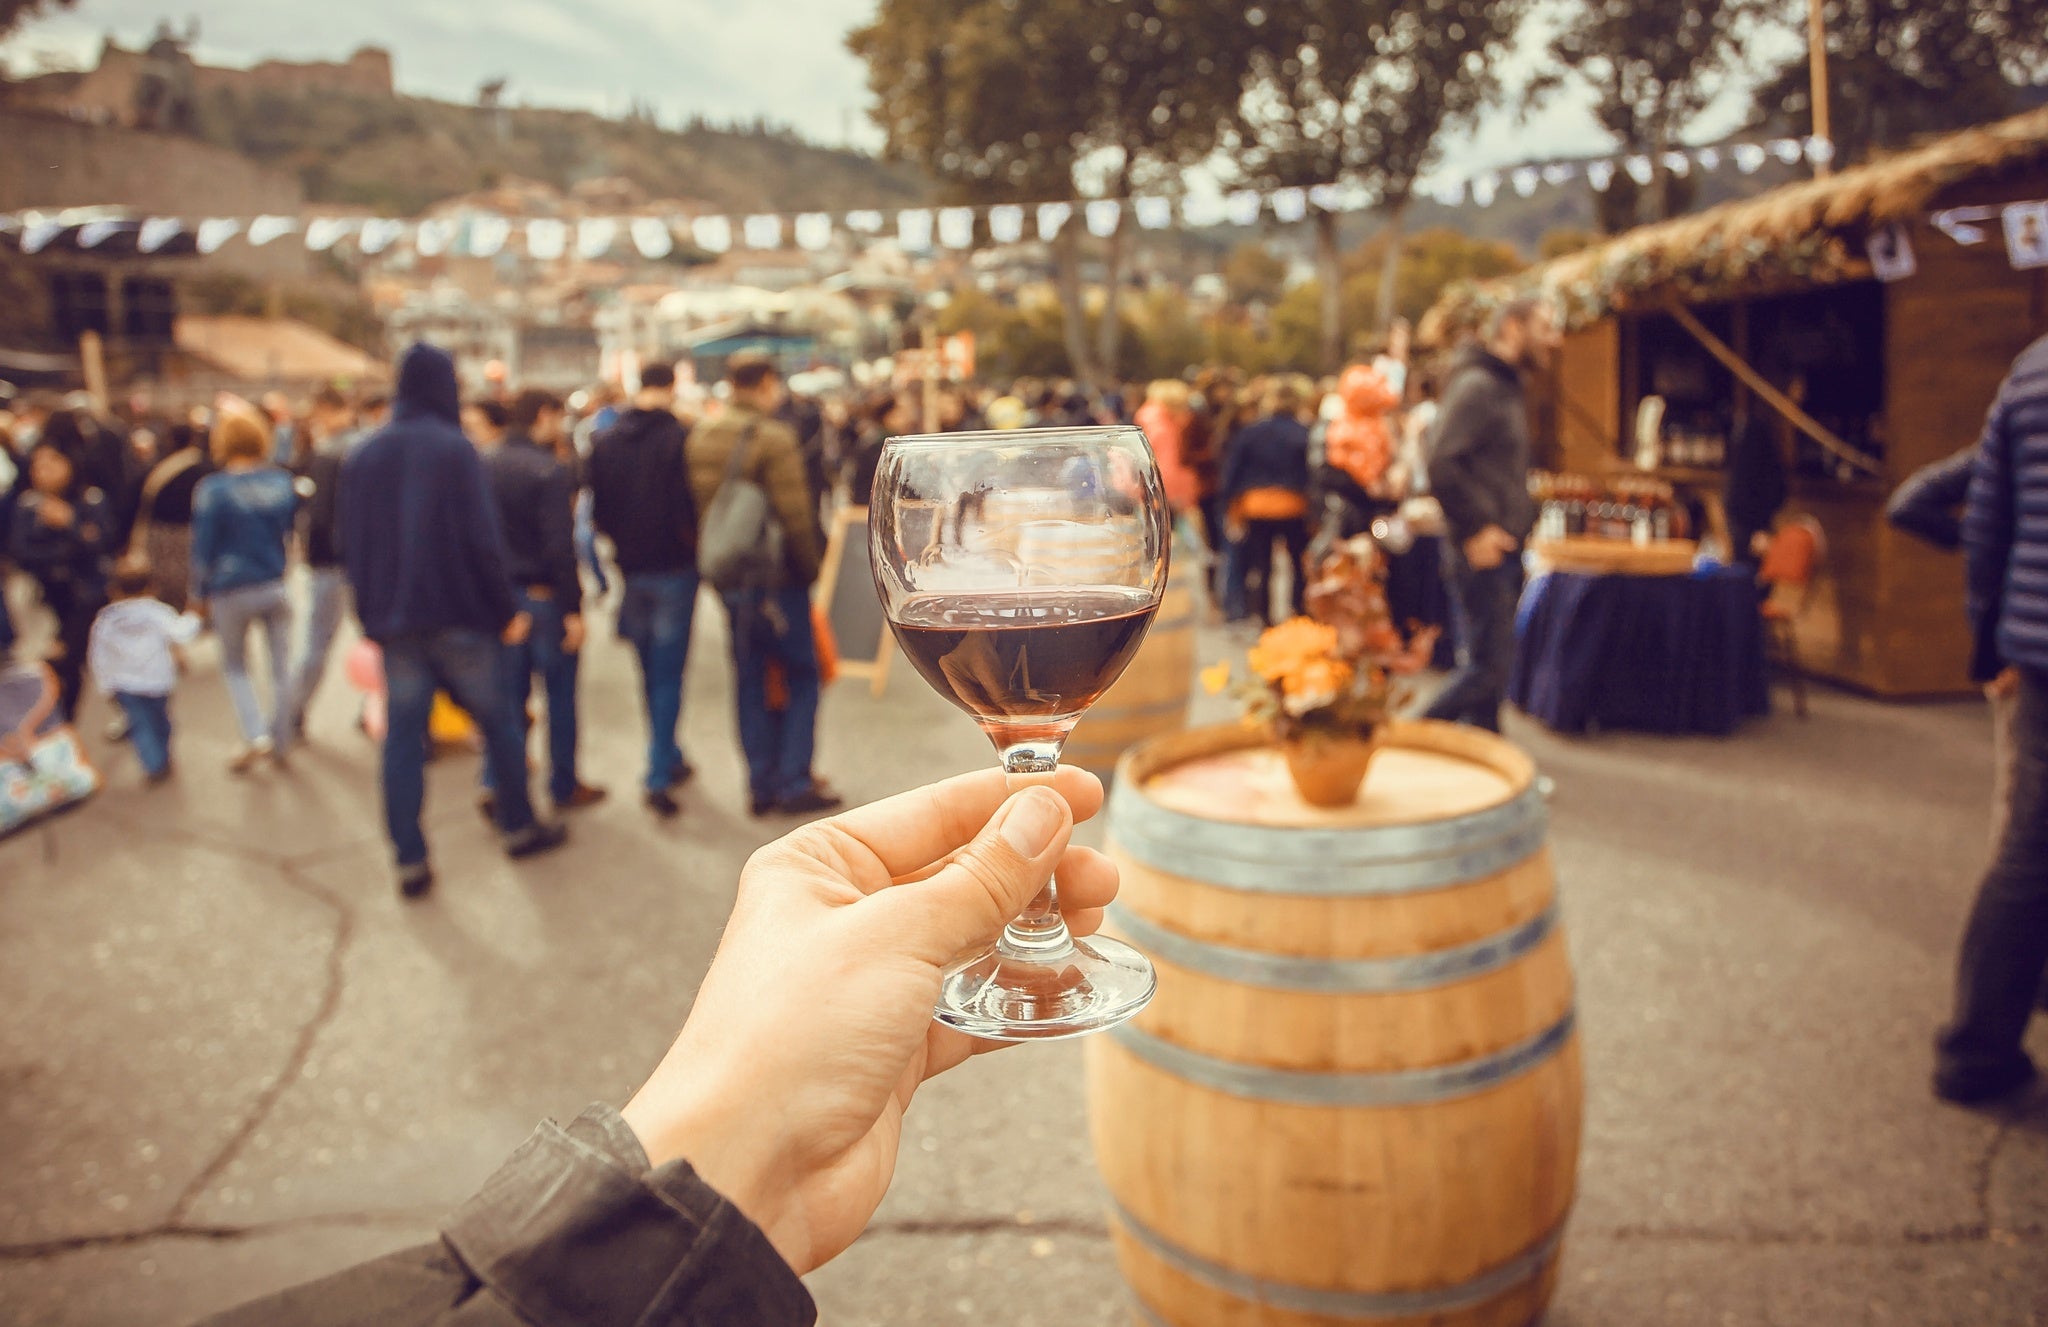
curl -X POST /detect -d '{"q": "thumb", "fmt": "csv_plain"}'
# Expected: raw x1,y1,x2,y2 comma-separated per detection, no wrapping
888,786,1073,965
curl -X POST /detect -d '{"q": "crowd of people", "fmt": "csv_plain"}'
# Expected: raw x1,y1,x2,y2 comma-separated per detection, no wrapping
0,311,1567,879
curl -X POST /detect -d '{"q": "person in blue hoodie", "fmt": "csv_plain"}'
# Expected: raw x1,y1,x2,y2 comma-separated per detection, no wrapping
340,344,566,898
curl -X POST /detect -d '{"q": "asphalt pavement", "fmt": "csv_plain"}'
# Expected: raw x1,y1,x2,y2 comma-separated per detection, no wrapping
0,579,2043,1327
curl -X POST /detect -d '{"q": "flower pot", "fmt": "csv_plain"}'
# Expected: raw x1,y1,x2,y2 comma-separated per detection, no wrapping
1280,730,1379,808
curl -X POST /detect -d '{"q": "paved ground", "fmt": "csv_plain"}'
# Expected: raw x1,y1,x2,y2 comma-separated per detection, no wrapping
1,578,2044,1327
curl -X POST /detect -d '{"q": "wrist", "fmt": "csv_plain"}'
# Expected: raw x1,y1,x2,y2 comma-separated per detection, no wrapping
621,1074,798,1262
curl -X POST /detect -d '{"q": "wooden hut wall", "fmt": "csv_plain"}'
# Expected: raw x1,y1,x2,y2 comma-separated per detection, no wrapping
1554,320,1621,474
1862,165,2048,693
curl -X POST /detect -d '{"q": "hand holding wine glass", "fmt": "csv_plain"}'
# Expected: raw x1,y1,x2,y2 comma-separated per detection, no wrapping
869,426,1170,1040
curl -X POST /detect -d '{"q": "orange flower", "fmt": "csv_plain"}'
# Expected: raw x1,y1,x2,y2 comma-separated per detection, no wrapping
1247,618,1339,684
1281,656,1354,702
1200,661,1233,695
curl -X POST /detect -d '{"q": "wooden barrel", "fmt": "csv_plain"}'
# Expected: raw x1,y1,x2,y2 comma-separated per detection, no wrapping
1087,721,1581,1327
1065,560,1197,780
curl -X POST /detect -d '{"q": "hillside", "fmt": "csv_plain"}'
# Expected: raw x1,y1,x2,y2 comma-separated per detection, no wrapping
185,85,932,218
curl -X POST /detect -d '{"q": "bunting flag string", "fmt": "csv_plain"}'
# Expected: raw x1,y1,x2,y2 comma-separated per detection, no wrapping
25,135,2029,268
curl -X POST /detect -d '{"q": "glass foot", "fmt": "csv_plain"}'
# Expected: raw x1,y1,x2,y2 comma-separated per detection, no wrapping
933,933,1157,1042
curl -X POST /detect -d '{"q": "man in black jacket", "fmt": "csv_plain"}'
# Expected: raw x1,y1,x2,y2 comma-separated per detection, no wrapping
1423,298,1557,733
481,388,604,814
341,344,566,897
589,364,699,818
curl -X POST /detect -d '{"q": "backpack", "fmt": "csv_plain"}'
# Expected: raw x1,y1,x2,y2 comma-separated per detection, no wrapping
697,421,785,591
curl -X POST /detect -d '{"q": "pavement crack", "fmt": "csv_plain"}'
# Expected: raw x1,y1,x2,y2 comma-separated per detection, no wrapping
0,1208,442,1261
163,859,356,1226
1975,1117,2017,1237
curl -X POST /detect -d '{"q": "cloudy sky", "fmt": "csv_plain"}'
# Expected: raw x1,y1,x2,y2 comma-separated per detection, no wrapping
3,0,1784,181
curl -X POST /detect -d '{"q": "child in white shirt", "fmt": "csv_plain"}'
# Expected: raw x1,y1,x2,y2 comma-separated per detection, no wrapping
87,560,201,783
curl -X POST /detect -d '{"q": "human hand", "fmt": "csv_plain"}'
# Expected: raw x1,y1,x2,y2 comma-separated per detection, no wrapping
561,614,585,653
501,612,532,646
620,767,1118,1277
1463,524,1517,570
1987,667,2021,701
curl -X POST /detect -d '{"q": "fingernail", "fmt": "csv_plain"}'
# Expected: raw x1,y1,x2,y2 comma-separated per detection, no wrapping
999,787,1065,857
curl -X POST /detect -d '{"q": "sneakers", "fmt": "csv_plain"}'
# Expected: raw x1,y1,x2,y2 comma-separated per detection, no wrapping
1934,1056,2038,1107
644,788,682,819
503,820,569,859
556,783,608,811
397,862,435,899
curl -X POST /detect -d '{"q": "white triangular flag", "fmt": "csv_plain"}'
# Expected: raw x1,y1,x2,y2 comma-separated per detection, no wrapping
1430,179,1467,207
1036,201,1071,241
690,216,730,254
197,218,243,254
793,213,832,252
358,218,406,255
632,217,675,259
527,218,569,259
467,215,512,257
2003,202,2048,271
1662,151,1691,176
138,217,181,253
1471,174,1499,207
845,210,885,234
578,218,619,258
1224,191,1263,226
1542,163,1576,187
414,218,455,257
1624,156,1654,186
938,207,975,249
248,215,295,246
20,219,63,254
77,219,123,249
743,215,782,250
1135,195,1174,229
1733,143,1767,174
1180,193,1225,227
1931,207,1991,246
898,209,933,250
1770,138,1804,164
1512,168,1540,197
1587,161,1616,192
1085,199,1121,238
1265,188,1303,223
1804,137,1835,167
988,204,1025,244
306,218,353,252
1694,147,1721,172
1308,184,1343,212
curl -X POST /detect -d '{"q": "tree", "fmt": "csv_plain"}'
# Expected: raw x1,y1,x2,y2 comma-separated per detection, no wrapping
1231,0,1529,371
1222,241,1290,307
1537,0,1772,232
1538,226,1602,261
1,0,73,41
1749,0,2048,167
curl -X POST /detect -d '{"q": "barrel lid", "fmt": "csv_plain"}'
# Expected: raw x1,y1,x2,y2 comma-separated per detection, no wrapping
1109,722,1546,896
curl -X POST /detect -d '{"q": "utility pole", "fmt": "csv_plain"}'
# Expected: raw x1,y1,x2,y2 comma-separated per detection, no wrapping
1808,0,1832,176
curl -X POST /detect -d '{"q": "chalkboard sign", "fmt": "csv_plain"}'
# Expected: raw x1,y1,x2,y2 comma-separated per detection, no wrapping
815,505,894,696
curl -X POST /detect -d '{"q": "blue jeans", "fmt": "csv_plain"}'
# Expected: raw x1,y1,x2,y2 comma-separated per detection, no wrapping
487,593,582,803
1423,549,1525,734
722,585,820,806
574,491,610,596
211,579,294,751
380,629,536,868
290,566,350,729
114,692,172,777
617,571,698,793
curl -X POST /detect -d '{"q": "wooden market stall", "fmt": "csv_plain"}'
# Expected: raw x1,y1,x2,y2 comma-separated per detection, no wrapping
1425,108,2048,696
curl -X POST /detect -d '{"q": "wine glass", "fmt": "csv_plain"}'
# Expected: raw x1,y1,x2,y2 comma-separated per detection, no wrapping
868,426,1167,1041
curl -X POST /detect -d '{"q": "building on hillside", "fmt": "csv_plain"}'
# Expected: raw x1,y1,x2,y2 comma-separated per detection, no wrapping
6,33,393,128
1422,106,2048,696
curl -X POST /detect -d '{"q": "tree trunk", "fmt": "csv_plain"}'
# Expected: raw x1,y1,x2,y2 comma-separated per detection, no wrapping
1315,207,1343,374
1374,199,1408,335
1051,216,1095,386
1093,166,1134,383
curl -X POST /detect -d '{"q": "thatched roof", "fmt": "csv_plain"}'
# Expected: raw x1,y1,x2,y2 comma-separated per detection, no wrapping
1422,106,2048,342
174,316,386,384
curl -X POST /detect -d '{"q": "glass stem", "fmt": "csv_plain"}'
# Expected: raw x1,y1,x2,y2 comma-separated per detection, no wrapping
999,744,1074,962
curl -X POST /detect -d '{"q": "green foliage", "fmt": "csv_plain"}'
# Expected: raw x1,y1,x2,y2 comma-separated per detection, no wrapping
1748,0,2048,166
1222,243,1290,306
1536,0,1774,228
